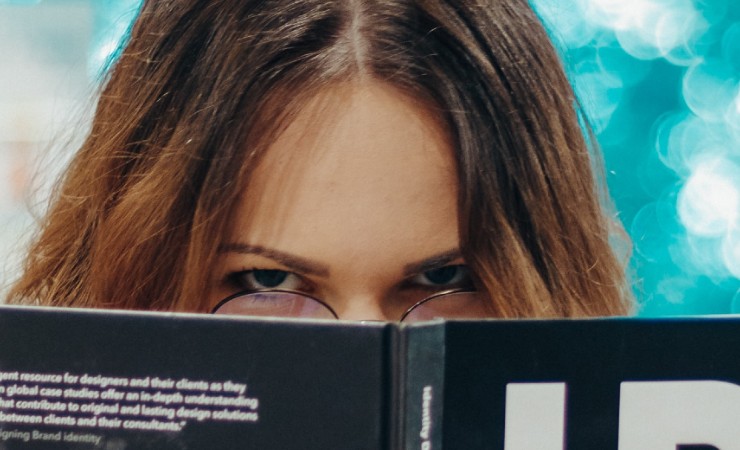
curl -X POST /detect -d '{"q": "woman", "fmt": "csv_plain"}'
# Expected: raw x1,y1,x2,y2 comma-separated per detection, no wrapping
7,0,632,319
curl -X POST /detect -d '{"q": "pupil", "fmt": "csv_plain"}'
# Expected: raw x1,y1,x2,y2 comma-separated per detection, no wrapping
252,270,288,288
424,266,458,285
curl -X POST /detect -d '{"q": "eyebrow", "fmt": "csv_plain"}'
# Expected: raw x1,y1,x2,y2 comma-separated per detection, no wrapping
402,248,463,277
219,244,462,279
218,243,331,277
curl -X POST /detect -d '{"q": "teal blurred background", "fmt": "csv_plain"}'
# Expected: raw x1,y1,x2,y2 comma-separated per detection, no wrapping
532,0,740,315
0,0,738,315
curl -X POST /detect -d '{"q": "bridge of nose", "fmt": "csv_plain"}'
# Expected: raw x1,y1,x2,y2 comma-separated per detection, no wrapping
335,294,391,322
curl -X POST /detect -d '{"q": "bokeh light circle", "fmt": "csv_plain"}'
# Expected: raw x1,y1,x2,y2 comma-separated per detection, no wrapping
720,21,740,72
731,288,740,313
682,59,738,122
573,62,624,133
533,0,598,49
677,159,740,237
722,229,740,279
631,202,672,263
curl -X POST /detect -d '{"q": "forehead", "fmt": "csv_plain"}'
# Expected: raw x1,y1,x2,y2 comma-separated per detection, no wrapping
229,81,459,271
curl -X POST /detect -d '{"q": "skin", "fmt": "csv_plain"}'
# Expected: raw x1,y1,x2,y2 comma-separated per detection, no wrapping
209,81,469,320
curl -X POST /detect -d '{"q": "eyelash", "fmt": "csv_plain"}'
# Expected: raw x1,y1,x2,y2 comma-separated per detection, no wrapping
224,265,475,294
226,269,311,293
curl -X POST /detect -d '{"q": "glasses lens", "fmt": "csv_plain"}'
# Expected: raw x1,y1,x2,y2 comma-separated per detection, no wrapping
212,291,337,320
401,291,491,323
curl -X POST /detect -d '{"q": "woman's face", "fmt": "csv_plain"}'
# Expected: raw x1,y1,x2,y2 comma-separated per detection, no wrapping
209,82,470,320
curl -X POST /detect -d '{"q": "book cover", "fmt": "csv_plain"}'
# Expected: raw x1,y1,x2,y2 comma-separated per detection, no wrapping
0,306,739,449
440,318,740,450
0,306,395,449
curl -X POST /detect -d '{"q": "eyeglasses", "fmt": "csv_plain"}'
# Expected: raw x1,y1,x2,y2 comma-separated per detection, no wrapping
211,288,492,322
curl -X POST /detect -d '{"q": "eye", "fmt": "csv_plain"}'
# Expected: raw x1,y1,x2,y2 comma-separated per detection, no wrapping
411,265,473,288
229,269,304,291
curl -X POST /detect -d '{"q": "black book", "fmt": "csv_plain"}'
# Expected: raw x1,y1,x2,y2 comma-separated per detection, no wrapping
0,305,737,449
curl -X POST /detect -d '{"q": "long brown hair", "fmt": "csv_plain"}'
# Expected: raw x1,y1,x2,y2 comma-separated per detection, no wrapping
8,0,632,316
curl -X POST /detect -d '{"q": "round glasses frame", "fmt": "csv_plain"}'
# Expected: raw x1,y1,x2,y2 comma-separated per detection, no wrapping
211,288,491,322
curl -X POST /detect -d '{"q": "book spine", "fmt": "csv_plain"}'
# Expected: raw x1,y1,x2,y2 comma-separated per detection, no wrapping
399,322,446,450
